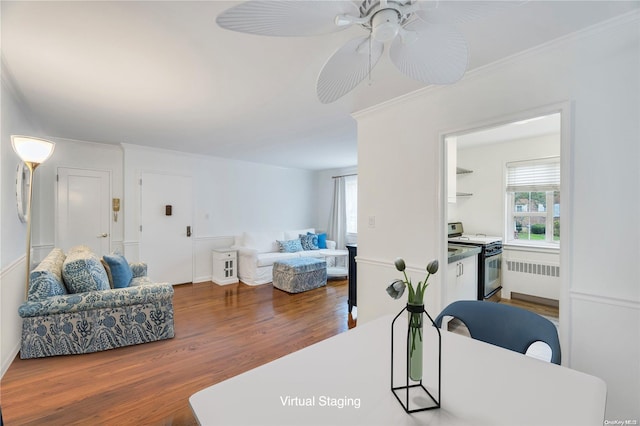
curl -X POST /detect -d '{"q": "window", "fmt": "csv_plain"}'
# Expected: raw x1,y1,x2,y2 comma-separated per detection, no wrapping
345,175,357,234
506,157,560,246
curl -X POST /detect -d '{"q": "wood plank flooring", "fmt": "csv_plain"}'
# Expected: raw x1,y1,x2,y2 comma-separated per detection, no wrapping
499,297,559,319
1,279,355,425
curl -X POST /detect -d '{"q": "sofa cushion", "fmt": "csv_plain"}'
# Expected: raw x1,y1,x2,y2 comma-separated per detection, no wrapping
297,250,325,259
103,254,134,288
28,248,68,301
299,233,319,250
284,228,315,240
277,239,304,253
256,251,299,267
243,231,284,253
62,250,110,294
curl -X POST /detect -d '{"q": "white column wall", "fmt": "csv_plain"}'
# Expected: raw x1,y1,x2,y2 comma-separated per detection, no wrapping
354,13,639,420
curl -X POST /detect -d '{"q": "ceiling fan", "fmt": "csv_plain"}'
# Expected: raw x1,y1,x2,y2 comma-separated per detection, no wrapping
217,1,512,104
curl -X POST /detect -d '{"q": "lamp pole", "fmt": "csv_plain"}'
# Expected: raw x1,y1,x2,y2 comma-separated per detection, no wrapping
22,161,38,299
11,135,55,299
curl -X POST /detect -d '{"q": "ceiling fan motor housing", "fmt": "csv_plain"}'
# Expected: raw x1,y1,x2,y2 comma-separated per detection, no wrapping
371,9,402,41
359,0,414,34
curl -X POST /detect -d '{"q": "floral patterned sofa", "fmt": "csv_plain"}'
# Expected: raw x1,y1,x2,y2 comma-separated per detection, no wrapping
18,246,174,359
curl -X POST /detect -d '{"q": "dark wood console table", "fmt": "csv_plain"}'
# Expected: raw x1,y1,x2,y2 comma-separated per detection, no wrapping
346,244,357,313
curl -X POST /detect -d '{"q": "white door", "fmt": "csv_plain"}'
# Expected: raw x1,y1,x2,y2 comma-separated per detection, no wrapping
140,172,193,284
57,168,111,255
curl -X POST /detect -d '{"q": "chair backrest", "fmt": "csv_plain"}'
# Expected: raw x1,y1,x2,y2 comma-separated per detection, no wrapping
434,300,561,364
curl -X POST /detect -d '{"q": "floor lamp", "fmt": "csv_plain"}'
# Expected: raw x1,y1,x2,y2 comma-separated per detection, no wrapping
11,135,55,299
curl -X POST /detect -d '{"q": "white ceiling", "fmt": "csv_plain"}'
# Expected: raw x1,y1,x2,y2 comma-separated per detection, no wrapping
2,1,638,170
456,112,561,149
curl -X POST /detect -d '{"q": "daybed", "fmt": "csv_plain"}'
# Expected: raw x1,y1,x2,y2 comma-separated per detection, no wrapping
18,246,174,359
232,228,342,285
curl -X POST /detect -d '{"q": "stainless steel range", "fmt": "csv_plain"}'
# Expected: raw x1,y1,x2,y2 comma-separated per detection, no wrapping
448,222,502,302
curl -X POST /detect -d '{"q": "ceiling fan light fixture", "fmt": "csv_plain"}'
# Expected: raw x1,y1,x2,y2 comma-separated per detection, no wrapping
335,15,353,26
371,9,401,42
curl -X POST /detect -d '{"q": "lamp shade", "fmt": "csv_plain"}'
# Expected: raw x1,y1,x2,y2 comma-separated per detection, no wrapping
11,135,55,164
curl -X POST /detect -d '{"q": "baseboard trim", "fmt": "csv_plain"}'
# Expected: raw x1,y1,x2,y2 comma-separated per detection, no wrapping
1,257,25,379
1,343,20,379
511,292,559,308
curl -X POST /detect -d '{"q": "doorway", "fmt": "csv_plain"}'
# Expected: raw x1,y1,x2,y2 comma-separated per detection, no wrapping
56,167,111,255
139,172,193,285
443,111,563,317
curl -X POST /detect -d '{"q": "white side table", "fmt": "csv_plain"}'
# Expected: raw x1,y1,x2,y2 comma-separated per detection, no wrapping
212,248,238,285
321,249,348,278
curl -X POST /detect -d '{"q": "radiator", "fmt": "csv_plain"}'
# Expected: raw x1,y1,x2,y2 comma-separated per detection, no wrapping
506,260,560,277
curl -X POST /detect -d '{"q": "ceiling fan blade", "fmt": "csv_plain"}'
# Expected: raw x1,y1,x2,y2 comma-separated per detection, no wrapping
216,1,359,37
416,0,521,25
316,36,384,104
389,21,468,85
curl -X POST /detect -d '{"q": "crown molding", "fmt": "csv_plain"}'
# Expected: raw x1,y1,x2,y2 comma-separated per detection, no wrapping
121,142,225,161
47,136,124,152
120,142,318,174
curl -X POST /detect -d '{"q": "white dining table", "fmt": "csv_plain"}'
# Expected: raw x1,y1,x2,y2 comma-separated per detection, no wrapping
190,314,606,426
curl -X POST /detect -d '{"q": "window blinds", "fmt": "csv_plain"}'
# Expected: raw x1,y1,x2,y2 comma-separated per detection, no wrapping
506,157,560,192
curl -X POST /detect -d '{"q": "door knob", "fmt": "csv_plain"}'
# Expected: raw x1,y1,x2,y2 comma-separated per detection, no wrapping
187,226,191,237
97,233,108,238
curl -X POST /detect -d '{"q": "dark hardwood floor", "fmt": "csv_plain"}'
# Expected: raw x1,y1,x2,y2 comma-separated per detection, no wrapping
1,279,355,425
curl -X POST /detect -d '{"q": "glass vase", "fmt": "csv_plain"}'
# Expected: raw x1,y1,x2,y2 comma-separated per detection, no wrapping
407,303,424,382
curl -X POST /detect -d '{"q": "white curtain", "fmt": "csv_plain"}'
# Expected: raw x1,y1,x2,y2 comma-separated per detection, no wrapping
327,177,347,250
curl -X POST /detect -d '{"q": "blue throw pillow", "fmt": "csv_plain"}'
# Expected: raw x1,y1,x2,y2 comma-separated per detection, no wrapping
277,239,304,253
315,232,328,249
102,254,133,288
299,233,319,250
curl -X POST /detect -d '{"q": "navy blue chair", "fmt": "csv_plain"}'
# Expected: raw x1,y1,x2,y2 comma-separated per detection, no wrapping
434,300,561,365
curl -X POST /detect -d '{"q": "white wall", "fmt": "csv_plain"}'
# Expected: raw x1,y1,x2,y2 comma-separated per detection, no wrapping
122,144,317,282
1,69,43,376
355,12,639,420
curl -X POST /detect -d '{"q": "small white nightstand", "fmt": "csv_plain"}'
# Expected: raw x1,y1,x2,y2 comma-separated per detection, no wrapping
212,248,238,285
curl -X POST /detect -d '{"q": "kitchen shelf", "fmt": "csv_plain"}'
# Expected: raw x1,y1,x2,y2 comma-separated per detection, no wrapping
456,167,473,175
